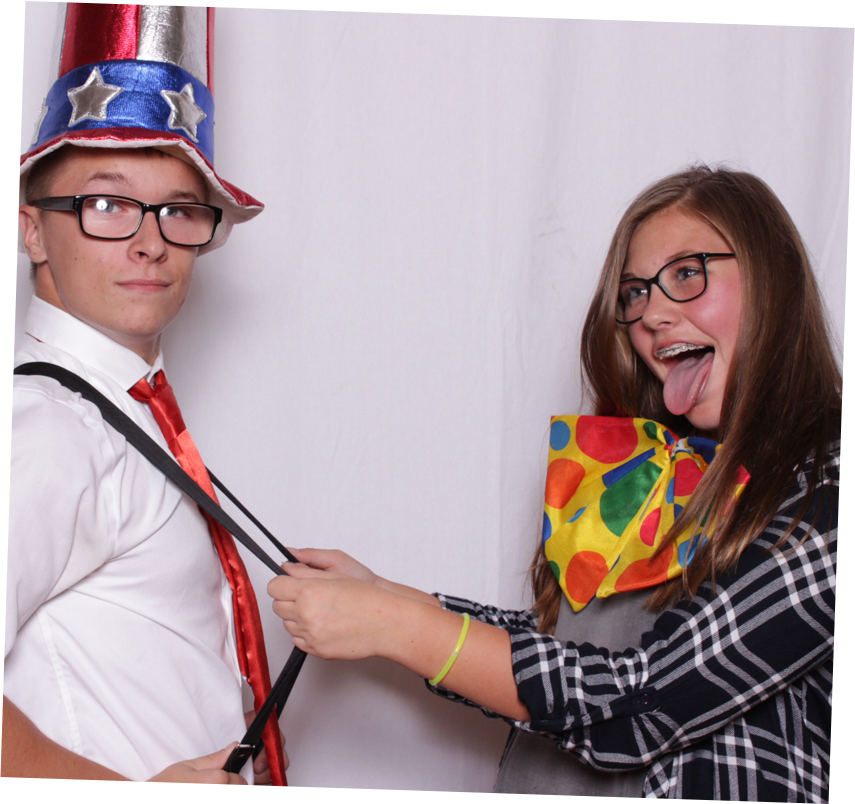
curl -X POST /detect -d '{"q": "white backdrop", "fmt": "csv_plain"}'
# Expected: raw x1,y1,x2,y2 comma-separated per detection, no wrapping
10,2,853,797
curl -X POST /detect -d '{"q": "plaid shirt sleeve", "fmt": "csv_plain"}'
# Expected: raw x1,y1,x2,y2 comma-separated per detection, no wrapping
427,449,837,800
433,595,539,630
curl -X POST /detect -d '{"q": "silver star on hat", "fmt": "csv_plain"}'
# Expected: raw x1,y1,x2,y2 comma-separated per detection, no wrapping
67,67,123,127
160,83,207,143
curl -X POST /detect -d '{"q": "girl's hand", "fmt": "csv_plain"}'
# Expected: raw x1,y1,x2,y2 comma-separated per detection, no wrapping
285,548,441,608
287,547,378,585
269,564,398,660
268,567,531,722
284,547,439,608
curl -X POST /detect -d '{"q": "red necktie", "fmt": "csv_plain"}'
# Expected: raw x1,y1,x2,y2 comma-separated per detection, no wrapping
130,371,286,785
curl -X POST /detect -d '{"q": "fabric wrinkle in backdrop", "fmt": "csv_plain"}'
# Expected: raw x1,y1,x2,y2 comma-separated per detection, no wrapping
14,4,852,793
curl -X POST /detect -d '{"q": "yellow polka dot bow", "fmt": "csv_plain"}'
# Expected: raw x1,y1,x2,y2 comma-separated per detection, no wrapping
543,416,749,611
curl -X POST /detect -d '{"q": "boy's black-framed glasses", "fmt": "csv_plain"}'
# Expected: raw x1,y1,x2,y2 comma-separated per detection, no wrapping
616,252,736,324
30,195,224,248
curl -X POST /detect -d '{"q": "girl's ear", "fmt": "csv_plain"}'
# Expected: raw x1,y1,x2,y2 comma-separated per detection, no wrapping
19,205,47,264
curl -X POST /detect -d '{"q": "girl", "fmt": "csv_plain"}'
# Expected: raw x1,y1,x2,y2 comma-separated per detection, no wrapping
269,166,839,800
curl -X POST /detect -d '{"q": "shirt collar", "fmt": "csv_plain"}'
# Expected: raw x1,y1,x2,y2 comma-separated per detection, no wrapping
25,297,165,390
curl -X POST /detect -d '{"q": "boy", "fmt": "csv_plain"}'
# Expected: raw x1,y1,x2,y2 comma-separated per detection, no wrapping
3,5,285,784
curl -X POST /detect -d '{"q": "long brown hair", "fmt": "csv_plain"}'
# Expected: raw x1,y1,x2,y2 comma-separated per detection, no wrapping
531,165,841,631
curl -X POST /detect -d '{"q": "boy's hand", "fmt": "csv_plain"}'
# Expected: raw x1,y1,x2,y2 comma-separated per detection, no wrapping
139,743,249,804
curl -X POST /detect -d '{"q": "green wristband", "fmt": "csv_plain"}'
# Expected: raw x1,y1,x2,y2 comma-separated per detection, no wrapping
429,613,470,686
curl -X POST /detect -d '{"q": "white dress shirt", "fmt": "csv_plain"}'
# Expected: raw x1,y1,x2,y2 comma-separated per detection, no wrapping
5,297,248,781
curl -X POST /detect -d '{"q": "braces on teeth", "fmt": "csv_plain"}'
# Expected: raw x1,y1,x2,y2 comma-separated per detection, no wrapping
656,343,708,359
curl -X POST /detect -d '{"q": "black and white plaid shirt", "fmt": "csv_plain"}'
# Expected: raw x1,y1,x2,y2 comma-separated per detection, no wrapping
430,447,837,801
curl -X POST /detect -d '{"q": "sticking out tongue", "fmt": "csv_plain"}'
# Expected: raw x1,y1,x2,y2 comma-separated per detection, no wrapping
663,350,714,416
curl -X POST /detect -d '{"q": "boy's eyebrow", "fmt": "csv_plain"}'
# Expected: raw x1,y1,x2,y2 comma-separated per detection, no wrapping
166,190,205,203
80,170,131,188
79,172,204,203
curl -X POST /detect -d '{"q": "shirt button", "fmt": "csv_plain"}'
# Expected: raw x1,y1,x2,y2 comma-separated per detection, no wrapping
639,693,652,707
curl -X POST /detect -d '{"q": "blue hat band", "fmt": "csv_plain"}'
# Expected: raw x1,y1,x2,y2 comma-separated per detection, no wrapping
36,60,215,162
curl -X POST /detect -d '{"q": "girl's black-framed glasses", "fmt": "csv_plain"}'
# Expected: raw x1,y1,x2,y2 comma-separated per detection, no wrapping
616,252,736,324
30,194,224,248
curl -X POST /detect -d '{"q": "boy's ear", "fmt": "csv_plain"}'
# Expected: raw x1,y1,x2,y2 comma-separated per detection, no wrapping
19,206,47,264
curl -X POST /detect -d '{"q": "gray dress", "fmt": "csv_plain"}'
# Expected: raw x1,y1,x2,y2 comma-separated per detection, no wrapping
493,590,658,797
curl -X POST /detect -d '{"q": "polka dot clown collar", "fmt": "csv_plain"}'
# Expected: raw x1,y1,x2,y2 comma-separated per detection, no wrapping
542,415,750,611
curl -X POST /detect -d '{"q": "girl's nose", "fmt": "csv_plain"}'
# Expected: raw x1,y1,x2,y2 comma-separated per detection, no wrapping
640,284,682,329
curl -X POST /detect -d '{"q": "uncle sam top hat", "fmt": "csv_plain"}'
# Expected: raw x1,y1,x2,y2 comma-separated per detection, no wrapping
20,3,262,253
